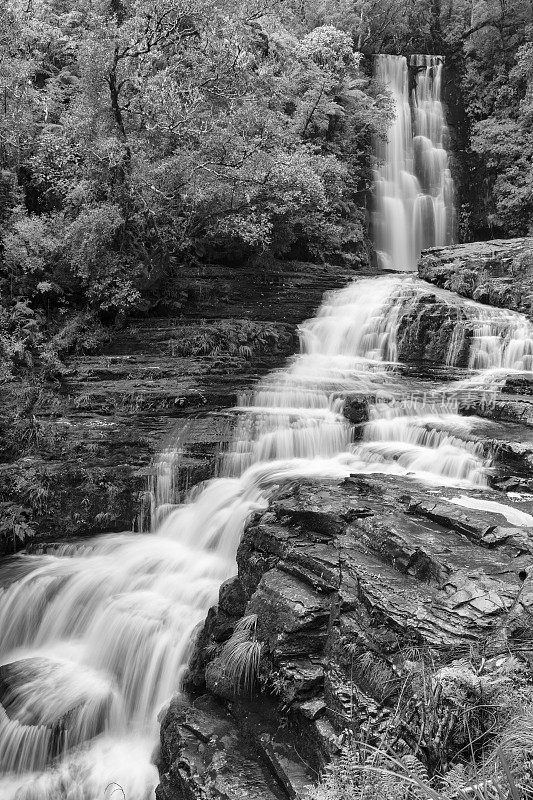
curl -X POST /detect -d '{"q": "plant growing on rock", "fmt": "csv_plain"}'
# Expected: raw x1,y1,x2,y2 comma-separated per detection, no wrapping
218,613,262,695
0,503,36,552
169,320,292,360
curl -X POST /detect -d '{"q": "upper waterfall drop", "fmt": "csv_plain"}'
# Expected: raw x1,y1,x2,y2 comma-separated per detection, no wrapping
373,54,456,271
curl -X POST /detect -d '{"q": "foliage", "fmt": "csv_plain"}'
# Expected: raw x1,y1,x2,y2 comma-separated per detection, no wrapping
169,320,292,359
218,613,262,695
308,653,533,800
0,0,390,350
287,0,533,239
0,503,36,550
307,741,526,800
469,32,533,237
0,0,529,339
0,298,64,380
0,0,527,361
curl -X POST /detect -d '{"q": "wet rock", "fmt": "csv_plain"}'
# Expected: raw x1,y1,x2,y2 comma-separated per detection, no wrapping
249,569,332,657
396,294,470,366
502,376,533,396
297,698,326,720
491,476,531,493
218,577,247,618
158,474,533,797
204,657,238,701
156,694,314,800
418,238,533,317
342,394,370,424
256,734,313,800
458,394,533,427
490,440,533,479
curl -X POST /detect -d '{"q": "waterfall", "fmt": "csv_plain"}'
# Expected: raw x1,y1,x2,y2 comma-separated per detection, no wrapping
373,54,456,271
3,273,533,798
1,53,532,800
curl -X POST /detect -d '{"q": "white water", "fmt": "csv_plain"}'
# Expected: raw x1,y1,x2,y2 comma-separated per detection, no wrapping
3,274,533,797
446,495,533,526
447,303,533,374
373,54,455,271
2,53,533,799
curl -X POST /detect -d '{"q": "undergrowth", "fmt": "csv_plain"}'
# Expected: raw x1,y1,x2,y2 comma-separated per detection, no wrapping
309,654,533,800
307,742,527,800
169,320,292,360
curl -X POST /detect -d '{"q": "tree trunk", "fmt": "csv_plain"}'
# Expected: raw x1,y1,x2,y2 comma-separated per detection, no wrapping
108,53,132,205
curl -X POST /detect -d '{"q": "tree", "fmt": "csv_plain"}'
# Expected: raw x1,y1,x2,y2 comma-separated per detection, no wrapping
0,0,390,338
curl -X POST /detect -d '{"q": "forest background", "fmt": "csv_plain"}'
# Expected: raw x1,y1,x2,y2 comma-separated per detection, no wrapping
0,0,531,377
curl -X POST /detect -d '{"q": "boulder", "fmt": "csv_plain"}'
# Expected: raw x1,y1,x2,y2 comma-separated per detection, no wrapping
342,394,370,425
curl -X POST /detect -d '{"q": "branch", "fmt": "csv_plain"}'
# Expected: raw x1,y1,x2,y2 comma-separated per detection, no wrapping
301,82,326,137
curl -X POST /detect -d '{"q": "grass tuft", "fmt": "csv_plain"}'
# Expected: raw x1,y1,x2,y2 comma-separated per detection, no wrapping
219,614,262,696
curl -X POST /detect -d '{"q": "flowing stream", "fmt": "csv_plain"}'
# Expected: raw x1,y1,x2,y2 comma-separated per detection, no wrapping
1,56,533,800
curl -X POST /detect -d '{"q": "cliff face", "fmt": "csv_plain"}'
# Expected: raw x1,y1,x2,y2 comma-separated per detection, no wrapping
0,260,358,555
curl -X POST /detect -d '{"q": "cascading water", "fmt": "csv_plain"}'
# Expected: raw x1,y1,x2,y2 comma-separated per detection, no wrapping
2,54,533,799
447,302,533,377
3,275,533,798
373,54,456,271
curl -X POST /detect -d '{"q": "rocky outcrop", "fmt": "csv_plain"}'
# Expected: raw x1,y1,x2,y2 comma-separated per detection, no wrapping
0,260,359,554
458,375,533,432
156,475,533,799
418,238,533,316
394,289,469,366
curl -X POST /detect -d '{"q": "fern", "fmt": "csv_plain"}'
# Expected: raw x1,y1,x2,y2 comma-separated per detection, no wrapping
402,755,430,784
306,742,362,800
308,742,526,800
169,320,288,360
440,764,467,799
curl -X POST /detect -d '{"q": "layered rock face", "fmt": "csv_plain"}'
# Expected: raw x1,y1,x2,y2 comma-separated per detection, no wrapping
157,476,533,800
0,260,356,554
418,238,533,316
